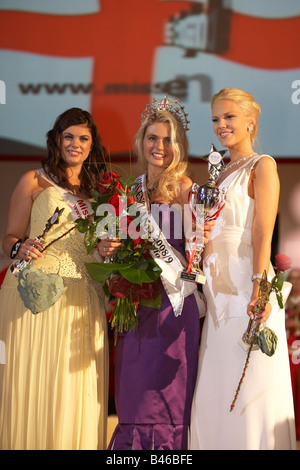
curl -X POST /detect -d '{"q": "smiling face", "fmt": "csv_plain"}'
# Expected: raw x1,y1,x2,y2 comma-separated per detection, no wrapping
143,121,174,176
211,99,255,154
60,124,93,168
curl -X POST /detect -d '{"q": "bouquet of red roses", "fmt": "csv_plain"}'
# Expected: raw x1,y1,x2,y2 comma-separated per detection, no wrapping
76,171,163,342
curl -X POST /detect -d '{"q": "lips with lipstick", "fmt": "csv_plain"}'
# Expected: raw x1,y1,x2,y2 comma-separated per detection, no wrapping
68,149,81,156
152,152,167,159
219,130,231,139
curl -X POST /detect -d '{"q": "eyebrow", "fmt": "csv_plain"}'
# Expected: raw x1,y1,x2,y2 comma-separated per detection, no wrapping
212,112,235,118
62,131,91,138
146,133,170,138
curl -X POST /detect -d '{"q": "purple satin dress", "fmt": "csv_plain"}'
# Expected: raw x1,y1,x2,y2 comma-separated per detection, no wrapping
108,203,200,450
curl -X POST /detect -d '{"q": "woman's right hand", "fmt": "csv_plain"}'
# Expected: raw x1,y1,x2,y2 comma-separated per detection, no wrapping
19,238,44,261
247,297,272,324
189,219,215,245
97,238,123,258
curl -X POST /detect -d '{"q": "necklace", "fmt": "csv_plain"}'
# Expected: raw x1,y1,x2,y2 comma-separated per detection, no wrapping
224,153,257,172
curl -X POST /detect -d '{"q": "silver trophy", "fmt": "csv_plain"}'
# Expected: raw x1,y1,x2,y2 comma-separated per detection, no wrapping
11,207,64,276
181,144,227,284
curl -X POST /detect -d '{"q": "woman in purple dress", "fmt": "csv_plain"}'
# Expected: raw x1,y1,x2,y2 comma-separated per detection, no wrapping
99,97,211,450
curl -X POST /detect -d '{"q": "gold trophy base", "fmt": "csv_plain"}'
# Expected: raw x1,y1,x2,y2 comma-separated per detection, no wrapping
180,269,206,285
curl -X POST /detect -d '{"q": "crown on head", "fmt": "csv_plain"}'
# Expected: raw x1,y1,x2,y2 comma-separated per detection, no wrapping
141,95,190,131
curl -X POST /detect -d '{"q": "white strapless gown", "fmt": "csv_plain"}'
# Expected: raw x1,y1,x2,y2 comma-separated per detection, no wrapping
190,155,296,450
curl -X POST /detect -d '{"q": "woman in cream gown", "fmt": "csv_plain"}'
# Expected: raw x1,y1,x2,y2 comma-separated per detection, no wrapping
0,108,108,450
190,88,296,450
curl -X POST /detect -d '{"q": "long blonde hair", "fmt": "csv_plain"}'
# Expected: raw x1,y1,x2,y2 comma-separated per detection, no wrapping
211,88,261,144
134,110,189,205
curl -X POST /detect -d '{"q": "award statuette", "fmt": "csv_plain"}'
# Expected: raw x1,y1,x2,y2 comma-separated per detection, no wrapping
181,144,227,284
11,207,64,276
238,271,273,351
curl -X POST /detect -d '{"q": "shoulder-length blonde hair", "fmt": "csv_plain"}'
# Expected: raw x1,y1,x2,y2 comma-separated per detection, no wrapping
211,88,261,144
134,110,189,205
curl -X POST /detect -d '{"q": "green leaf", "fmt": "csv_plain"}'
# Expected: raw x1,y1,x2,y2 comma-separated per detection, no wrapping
140,294,162,310
119,261,161,284
144,258,162,273
84,226,98,254
143,245,157,250
76,218,90,233
92,189,104,204
91,201,99,213
134,259,149,270
274,272,284,291
92,189,114,205
276,292,283,309
118,178,126,190
102,282,110,298
116,250,130,261
97,261,135,271
124,175,136,185
115,186,126,196
126,189,137,198
85,263,113,283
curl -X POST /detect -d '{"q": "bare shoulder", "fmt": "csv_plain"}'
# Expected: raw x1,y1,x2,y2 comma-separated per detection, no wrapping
254,155,277,172
11,170,40,200
17,170,39,187
252,155,278,181
179,175,193,204
180,175,193,191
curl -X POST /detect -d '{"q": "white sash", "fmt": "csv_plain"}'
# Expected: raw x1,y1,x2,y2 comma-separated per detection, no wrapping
35,168,93,221
134,174,206,317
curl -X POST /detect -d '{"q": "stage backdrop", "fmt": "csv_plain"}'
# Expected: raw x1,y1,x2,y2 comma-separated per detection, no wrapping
1,0,300,159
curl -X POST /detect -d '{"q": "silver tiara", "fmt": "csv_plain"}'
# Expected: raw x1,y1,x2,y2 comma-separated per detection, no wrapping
141,95,190,131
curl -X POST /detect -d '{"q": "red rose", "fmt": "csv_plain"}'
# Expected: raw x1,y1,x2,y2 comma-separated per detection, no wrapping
133,236,143,248
114,180,124,192
131,278,163,303
108,194,126,216
96,180,112,194
102,172,120,181
119,216,137,237
108,276,132,298
127,194,135,206
96,172,121,194
132,237,151,255
275,254,292,272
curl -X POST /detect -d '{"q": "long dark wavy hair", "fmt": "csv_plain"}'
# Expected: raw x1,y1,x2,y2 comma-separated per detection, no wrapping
42,107,107,196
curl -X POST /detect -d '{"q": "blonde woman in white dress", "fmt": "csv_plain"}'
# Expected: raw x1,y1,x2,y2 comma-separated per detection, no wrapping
190,88,296,450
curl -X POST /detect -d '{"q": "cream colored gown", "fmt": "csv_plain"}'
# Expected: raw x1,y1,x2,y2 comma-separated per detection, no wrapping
190,155,296,450
0,186,108,449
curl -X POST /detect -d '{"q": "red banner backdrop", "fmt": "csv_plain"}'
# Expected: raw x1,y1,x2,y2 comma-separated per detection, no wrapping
1,0,300,158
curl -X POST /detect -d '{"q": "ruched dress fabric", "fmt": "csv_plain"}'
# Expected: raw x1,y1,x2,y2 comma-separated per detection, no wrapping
190,155,296,450
108,202,200,450
0,187,108,450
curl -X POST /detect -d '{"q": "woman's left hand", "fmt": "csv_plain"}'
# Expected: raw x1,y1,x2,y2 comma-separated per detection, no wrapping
203,220,215,244
97,238,123,258
189,220,215,246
